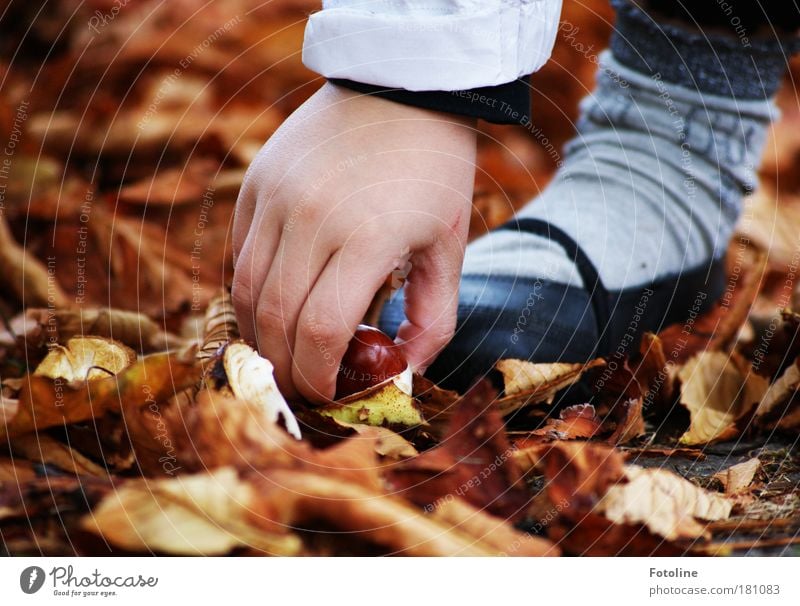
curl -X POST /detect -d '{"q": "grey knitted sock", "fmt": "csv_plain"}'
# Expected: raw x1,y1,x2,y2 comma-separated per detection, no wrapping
462,4,793,292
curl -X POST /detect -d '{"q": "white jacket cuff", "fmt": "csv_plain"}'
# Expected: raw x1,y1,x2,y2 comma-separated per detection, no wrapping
302,0,563,91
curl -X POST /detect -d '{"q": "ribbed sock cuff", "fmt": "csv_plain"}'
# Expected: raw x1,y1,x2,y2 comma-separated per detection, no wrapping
610,0,799,99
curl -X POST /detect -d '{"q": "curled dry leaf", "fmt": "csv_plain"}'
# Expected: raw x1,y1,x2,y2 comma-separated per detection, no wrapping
713,458,760,496
83,467,302,556
333,420,418,459
678,351,769,445
10,434,108,478
755,357,800,432
597,465,733,541
529,442,682,555
589,360,646,445
221,342,301,439
658,244,767,364
633,332,677,414
737,188,800,271
2,352,199,439
118,158,220,207
0,215,70,308
84,416,550,556
388,380,530,521
12,307,183,353
411,373,460,437
0,457,36,483
34,336,136,382
495,358,605,415
429,497,556,556
319,367,424,428
528,403,603,443
196,291,239,363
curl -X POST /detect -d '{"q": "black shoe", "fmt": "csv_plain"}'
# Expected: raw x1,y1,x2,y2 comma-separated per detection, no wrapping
379,219,726,392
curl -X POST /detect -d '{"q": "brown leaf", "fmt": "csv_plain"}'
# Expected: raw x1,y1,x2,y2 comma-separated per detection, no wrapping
9,434,108,477
0,457,36,483
737,188,800,271
221,342,301,439
34,336,136,382
633,332,677,414
0,215,69,308
538,441,626,511
527,403,603,442
678,351,769,445
333,420,418,459
411,373,461,437
713,458,760,496
118,158,220,207
2,353,199,439
17,307,184,353
531,442,681,555
429,497,556,556
590,360,646,445
1,474,113,521
658,244,767,363
495,358,604,415
388,380,530,521
755,357,800,432
195,291,239,363
83,467,302,555
85,416,550,556
597,465,732,541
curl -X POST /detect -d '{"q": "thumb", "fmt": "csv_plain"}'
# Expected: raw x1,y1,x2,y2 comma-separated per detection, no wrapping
395,238,464,372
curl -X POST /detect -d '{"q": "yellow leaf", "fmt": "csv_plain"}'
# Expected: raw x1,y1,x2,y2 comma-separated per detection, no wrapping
35,336,136,382
713,458,760,496
496,358,605,414
597,465,732,541
83,467,301,555
678,352,768,445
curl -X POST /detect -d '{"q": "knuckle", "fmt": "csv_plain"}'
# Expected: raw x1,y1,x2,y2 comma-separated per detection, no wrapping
255,297,286,334
231,275,256,312
300,312,340,347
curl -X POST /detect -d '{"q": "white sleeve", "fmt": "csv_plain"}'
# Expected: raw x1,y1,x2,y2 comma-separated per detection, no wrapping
302,0,563,91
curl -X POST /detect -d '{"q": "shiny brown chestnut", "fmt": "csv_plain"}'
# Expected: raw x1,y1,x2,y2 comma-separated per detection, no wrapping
335,325,407,400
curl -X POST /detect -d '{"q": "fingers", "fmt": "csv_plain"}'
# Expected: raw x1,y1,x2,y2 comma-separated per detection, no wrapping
292,238,392,402
254,221,333,399
396,235,465,373
231,209,281,347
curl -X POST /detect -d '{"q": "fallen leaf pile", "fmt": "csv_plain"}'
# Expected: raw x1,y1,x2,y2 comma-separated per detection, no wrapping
1,0,799,556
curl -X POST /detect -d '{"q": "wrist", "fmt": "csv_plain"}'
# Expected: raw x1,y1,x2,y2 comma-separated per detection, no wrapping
323,81,478,131
328,77,529,126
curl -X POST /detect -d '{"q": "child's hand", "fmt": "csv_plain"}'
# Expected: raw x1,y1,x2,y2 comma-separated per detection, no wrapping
232,83,477,402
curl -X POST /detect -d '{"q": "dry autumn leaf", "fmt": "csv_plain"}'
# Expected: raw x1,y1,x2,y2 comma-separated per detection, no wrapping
0,214,69,308
713,458,760,496
34,336,136,382
389,381,530,521
9,434,108,478
2,353,199,439
495,358,605,415
597,465,733,541
220,341,301,439
678,351,769,445
83,467,302,555
333,420,418,459
319,368,423,428
527,403,603,442
755,357,800,432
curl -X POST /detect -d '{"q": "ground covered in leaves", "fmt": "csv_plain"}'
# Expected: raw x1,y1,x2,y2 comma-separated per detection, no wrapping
1,0,800,556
